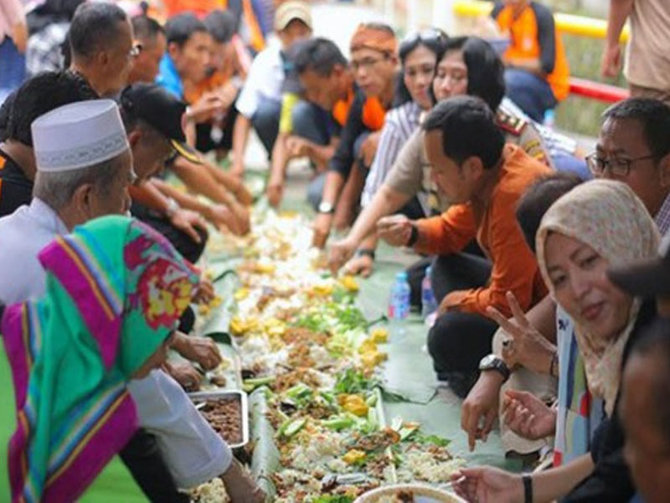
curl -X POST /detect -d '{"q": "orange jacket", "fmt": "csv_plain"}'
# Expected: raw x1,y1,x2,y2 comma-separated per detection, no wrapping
493,1,570,101
415,144,550,317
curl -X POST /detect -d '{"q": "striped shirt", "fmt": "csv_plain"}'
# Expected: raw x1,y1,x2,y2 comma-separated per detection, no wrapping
361,101,422,206
655,191,670,236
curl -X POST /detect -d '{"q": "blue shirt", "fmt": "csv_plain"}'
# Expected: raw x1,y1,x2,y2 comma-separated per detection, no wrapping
156,54,183,99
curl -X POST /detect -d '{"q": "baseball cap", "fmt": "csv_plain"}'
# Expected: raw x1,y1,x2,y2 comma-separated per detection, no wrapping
607,233,670,297
120,83,201,164
274,1,312,32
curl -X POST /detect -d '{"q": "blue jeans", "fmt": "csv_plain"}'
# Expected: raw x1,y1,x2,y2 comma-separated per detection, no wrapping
505,68,557,123
291,100,333,146
0,38,26,100
251,96,281,156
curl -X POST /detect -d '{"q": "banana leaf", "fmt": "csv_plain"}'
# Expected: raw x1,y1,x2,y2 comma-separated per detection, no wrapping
248,387,280,502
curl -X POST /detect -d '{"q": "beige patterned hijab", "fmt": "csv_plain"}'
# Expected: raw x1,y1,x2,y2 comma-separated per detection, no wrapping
536,180,660,415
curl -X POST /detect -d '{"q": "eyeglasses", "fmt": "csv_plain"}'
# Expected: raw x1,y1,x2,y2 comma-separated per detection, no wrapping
351,54,389,72
585,152,657,177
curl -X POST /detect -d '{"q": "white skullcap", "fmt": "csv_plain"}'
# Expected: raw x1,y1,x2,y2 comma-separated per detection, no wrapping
32,99,130,172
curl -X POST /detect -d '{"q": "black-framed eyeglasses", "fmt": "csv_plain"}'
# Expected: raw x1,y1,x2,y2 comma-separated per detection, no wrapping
585,152,658,177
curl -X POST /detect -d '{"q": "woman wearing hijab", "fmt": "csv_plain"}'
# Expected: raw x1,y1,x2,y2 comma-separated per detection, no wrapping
451,180,659,502
2,215,203,502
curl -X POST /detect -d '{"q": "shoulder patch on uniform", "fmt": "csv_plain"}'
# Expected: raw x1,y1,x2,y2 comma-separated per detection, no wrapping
496,109,526,136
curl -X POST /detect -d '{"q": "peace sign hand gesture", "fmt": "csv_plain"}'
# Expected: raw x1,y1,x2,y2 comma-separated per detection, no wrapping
486,291,557,376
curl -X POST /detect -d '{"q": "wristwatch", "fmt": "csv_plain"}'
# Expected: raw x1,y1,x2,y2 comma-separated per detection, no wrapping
478,354,511,382
318,201,335,214
165,197,180,219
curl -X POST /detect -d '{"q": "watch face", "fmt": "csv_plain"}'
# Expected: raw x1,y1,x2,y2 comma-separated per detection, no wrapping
480,354,496,368
318,201,333,213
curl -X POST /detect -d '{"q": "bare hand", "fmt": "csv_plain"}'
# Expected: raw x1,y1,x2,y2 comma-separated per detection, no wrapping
502,389,556,440
216,81,238,110
189,93,225,123
193,277,215,304
343,254,374,278
461,371,503,451
231,180,253,206
266,178,284,208
360,132,381,167
451,467,523,503
601,43,622,78
377,214,413,248
312,212,333,248
221,459,266,503
165,361,202,391
12,23,28,53
173,333,222,370
285,136,311,158
230,203,250,235
169,208,207,244
486,291,557,374
206,204,242,235
328,238,357,275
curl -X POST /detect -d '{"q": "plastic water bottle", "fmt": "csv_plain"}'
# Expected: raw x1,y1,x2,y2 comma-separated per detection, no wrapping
543,109,555,129
421,266,438,322
388,271,411,320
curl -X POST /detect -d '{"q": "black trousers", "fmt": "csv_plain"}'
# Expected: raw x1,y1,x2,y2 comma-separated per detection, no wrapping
426,252,498,397
120,429,189,502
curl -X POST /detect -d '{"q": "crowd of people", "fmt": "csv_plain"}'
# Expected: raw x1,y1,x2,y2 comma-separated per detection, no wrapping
0,0,670,502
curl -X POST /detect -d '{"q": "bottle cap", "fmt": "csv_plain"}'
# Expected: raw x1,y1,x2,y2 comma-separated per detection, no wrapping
396,271,408,281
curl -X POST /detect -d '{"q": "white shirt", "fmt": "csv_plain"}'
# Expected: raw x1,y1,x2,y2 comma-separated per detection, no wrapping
235,40,284,118
0,198,231,488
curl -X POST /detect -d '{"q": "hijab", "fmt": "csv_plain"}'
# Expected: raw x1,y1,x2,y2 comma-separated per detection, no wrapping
1,216,199,502
536,180,659,414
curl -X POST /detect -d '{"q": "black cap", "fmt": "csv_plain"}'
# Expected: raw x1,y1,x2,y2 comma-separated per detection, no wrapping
120,83,200,163
607,234,670,297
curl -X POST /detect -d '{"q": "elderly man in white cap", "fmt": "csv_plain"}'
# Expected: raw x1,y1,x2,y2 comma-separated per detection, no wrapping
0,100,265,503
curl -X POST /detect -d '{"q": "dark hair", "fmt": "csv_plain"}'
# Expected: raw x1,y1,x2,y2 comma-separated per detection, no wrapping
165,13,208,47
394,28,447,107
602,98,670,160
294,37,347,77
131,15,165,43
68,2,128,59
6,71,98,146
437,36,505,112
360,22,395,38
516,172,583,253
628,318,670,447
423,96,505,169
203,9,236,44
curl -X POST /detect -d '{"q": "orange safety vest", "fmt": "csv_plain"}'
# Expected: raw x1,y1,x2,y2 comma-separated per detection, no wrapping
332,88,386,131
221,0,265,53
494,3,570,101
162,0,226,18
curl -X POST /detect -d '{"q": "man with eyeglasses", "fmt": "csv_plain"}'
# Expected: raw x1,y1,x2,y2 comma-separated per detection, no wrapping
588,97,670,234
312,22,398,247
